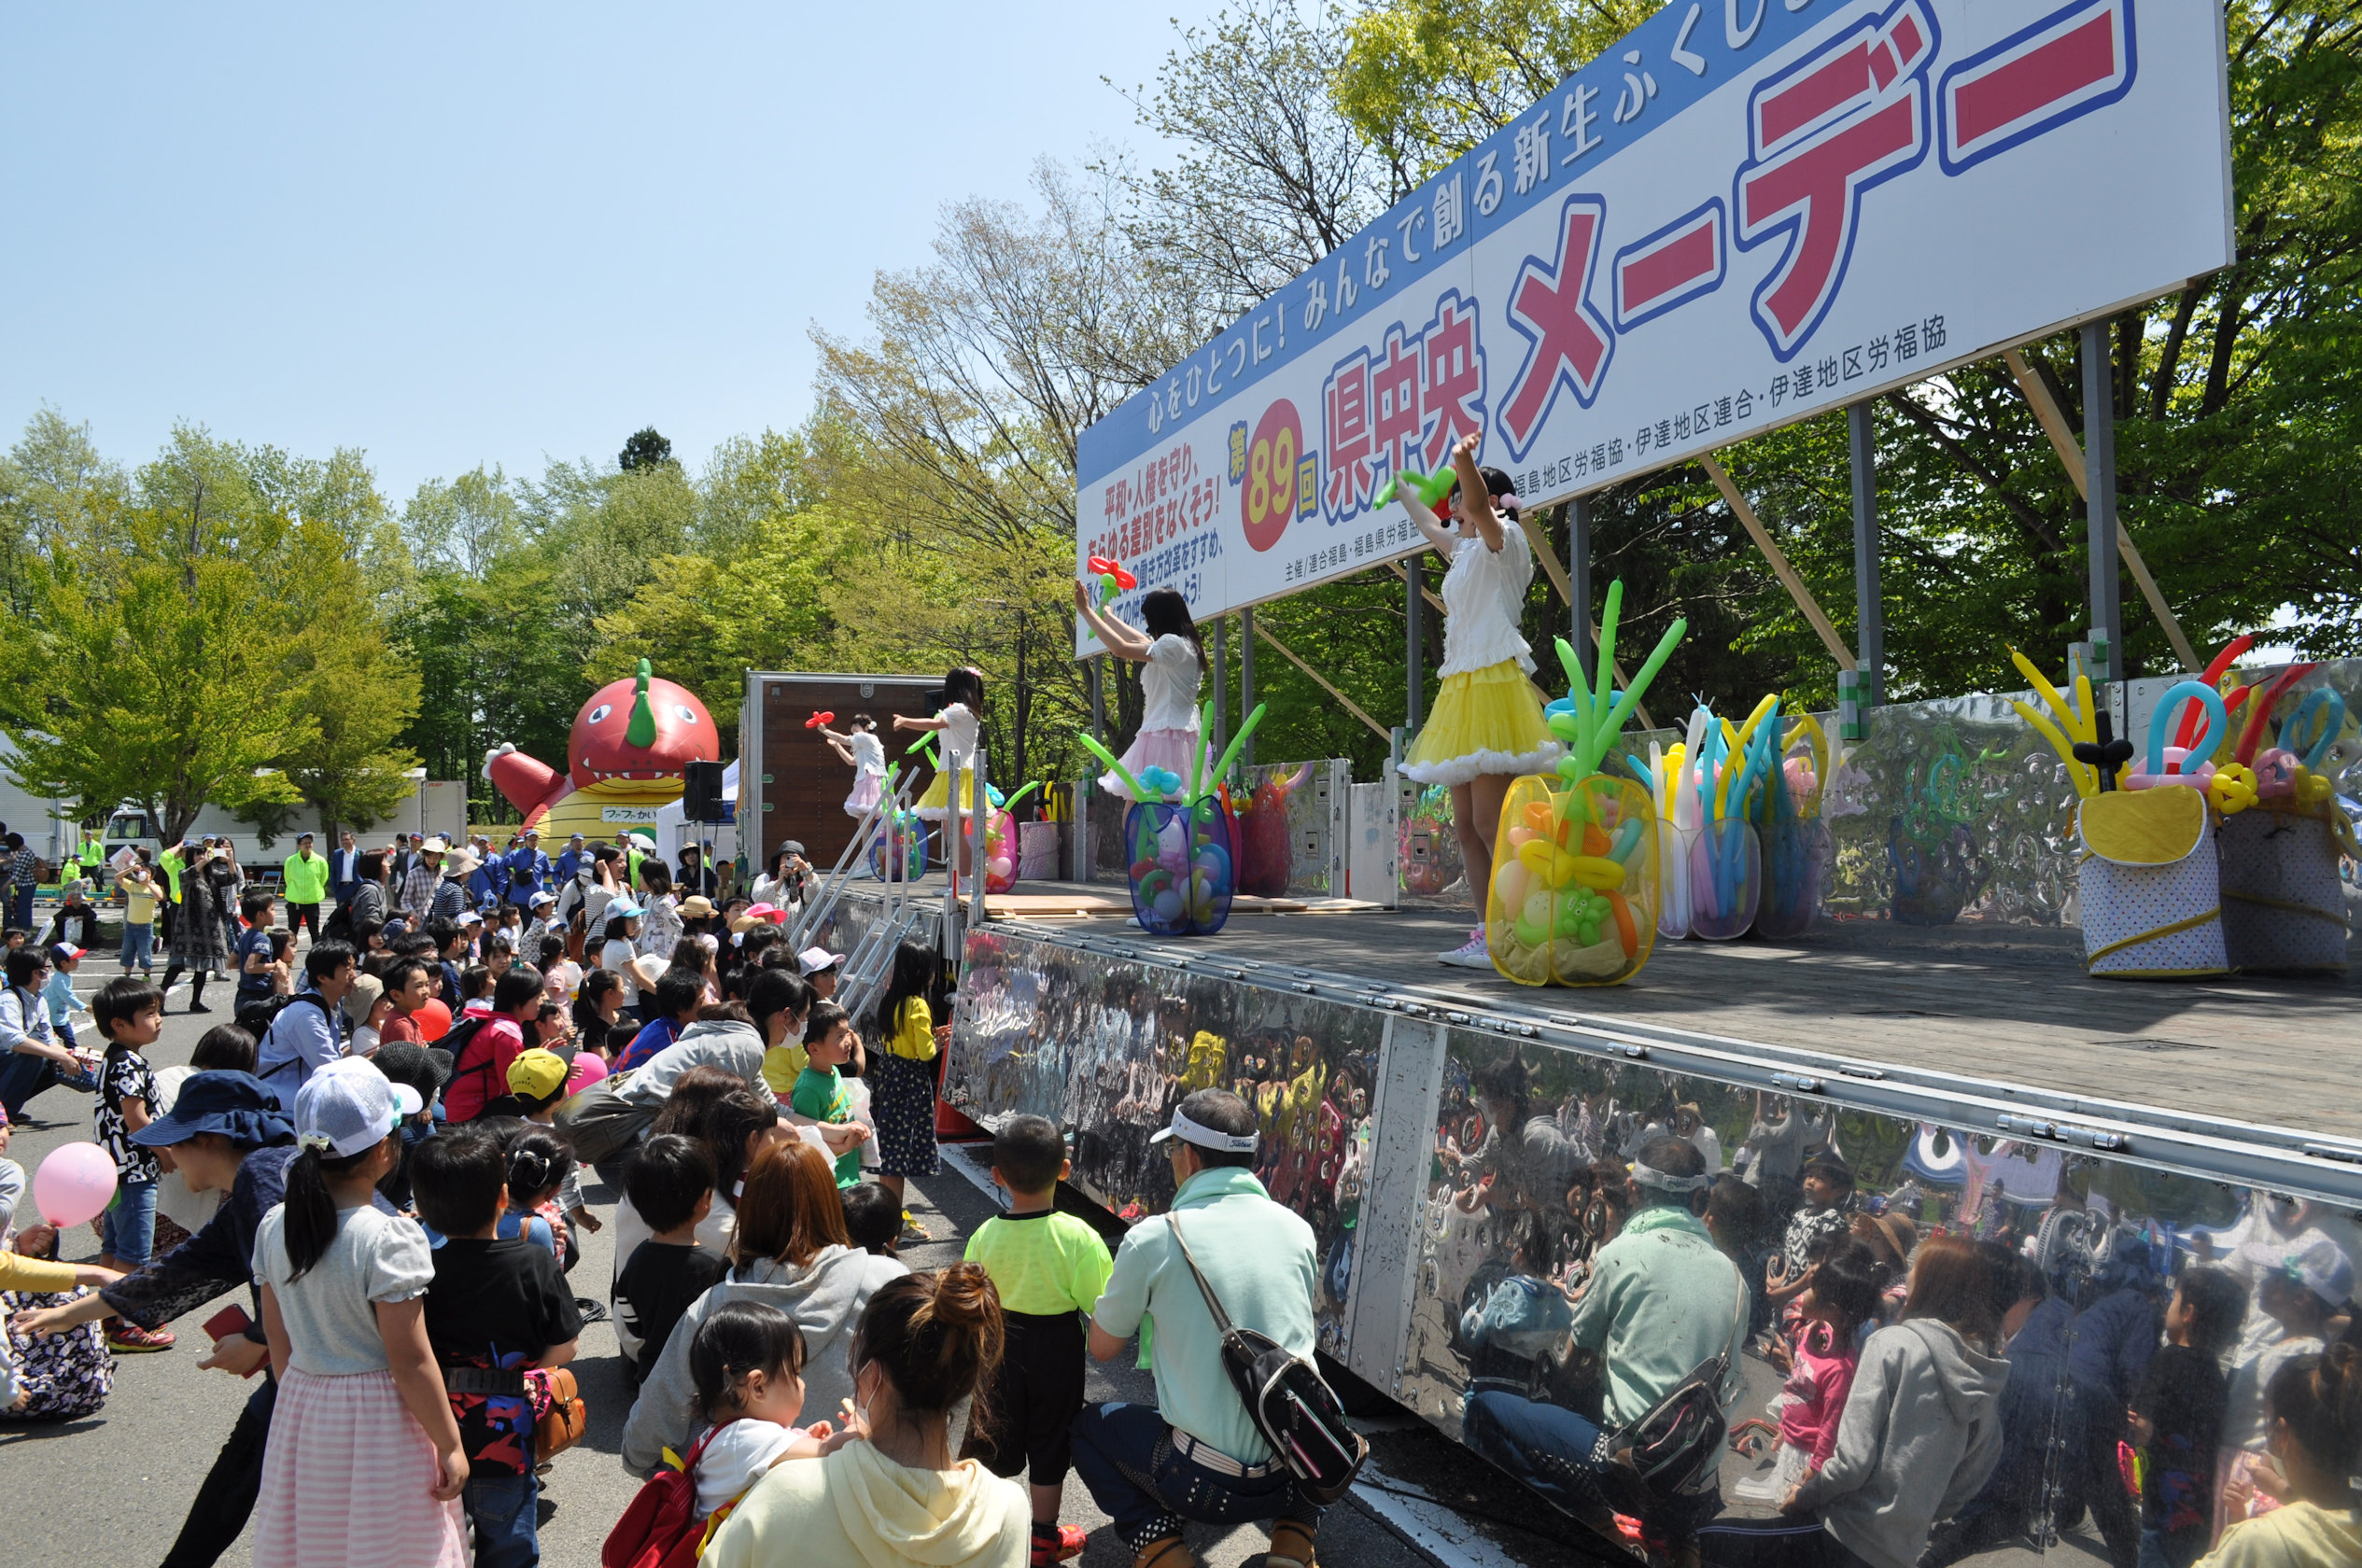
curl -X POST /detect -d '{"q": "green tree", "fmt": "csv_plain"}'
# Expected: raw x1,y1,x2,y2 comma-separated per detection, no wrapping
619,427,674,472
0,530,307,845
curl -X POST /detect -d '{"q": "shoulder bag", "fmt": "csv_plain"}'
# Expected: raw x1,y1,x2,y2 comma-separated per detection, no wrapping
1169,1214,1367,1505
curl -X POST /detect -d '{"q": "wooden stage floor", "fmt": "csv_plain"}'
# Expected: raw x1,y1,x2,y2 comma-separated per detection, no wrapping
872,875,2362,1139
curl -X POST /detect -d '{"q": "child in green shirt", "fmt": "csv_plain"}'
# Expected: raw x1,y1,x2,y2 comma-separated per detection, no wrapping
960,1113,1111,1567
788,1001,870,1188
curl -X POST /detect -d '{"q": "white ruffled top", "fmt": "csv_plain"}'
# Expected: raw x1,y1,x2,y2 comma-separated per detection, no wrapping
1139,635,1204,733
1437,524,1537,678
938,703,980,765
848,730,885,776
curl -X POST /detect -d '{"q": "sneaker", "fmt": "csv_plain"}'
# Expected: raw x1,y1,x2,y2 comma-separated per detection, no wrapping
1436,927,1493,968
107,1321,176,1353
187,1002,213,1015
899,1211,933,1243
1031,1522,1088,1565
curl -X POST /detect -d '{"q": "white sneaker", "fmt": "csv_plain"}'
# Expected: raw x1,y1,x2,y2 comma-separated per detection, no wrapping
1437,927,1493,968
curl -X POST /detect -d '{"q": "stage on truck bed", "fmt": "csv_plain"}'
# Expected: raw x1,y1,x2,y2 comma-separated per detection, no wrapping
834,873,2362,1139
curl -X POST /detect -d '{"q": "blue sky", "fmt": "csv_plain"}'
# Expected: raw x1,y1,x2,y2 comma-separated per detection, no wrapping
1,3,1218,504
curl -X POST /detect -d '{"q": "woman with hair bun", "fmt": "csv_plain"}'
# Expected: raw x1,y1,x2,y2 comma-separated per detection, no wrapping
703,1264,1030,1568
2197,1341,2362,1566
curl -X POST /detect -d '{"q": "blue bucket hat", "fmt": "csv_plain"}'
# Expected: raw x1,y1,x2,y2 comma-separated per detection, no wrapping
130,1071,295,1149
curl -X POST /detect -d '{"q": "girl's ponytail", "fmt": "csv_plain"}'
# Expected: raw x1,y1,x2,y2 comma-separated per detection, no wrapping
283,1140,387,1280
282,1146,337,1281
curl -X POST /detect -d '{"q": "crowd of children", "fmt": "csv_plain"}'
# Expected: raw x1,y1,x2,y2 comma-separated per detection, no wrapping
0,817,1152,1568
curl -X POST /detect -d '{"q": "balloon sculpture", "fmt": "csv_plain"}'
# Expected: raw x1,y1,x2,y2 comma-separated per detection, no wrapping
2015,637,2354,976
34,1141,118,1228
1236,762,1314,897
1486,581,1685,986
1642,696,1780,941
1372,468,1458,511
1086,555,1138,606
1080,701,1268,936
1751,710,1833,938
966,782,1040,895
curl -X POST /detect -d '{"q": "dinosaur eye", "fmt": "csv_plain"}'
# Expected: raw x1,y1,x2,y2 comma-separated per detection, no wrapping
676,706,698,724
587,704,612,723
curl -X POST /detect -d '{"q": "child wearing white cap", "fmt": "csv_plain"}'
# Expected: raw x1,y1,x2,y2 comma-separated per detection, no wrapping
249,1057,469,1566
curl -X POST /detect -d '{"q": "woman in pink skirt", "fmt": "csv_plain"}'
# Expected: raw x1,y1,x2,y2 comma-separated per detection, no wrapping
252,1058,467,1567
1073,581,1210,798
818,714,888,818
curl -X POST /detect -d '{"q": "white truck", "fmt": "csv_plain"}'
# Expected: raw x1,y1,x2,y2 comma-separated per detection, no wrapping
97,778,469,884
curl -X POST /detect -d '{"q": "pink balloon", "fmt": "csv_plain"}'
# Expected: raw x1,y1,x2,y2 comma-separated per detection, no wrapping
34,1141,119,1228
565,1052,609,1095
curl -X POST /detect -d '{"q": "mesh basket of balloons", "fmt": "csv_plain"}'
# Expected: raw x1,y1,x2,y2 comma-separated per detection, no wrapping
869,805,929,881
1484,583,1684,987
1079,700,1267,938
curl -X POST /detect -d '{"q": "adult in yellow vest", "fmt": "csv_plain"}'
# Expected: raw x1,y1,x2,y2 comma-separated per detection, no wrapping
281,832,330,945
159,842,187,949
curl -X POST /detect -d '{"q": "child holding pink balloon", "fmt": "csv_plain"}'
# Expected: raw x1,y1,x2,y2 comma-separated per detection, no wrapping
1071,580,1210,802
90,974,173,1351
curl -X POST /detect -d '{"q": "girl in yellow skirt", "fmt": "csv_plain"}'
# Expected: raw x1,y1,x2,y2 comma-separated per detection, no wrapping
895,666,985,875
1399,431,1560,968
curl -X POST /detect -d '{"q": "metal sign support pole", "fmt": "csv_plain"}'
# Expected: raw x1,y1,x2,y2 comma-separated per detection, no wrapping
1404,559,1425,735
1239,608,1256,771
2080,320,2123,684
1849,399,1884,712
1568,496,1595,686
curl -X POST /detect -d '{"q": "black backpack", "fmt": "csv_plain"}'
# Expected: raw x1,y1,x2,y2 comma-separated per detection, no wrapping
1169,1215,1367,1505
439,1015,501,1113
242,989,332,1040
248,993,340,1083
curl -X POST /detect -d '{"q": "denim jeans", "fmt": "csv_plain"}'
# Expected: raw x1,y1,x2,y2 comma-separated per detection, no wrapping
101,1176,159,1267
1461,1389,1723,1540
463,1468,540,1568
2139,1524,2205,1568
8,884,33,929
120,922,155,971
0,1050,97,1120
1069,1402,1322,1553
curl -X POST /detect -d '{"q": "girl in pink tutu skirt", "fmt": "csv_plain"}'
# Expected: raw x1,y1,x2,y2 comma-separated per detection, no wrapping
818,714,888,818
1072,581,1210,800
252,1058,468,1566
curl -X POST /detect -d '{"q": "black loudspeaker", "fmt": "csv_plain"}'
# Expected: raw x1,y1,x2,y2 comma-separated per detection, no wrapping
682,761,727,822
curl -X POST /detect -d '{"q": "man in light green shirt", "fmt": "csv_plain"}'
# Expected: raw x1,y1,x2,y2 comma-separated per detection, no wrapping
1074,1088,1324,1568
1461,1134,1750,1541
281,832,330,945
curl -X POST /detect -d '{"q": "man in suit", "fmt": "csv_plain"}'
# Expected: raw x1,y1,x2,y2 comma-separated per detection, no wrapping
330,830,362,906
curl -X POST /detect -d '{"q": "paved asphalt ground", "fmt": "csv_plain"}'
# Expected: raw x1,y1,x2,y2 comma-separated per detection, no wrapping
1,945,1624,1568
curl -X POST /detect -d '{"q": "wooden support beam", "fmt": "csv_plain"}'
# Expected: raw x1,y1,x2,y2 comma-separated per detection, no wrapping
2003,347,2200,674
1251,619,1393,742
1698,454,1858,672
1385,557,1445,614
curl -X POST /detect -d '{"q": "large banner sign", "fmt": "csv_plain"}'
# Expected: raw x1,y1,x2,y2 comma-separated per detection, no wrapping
1075,0,2231,651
